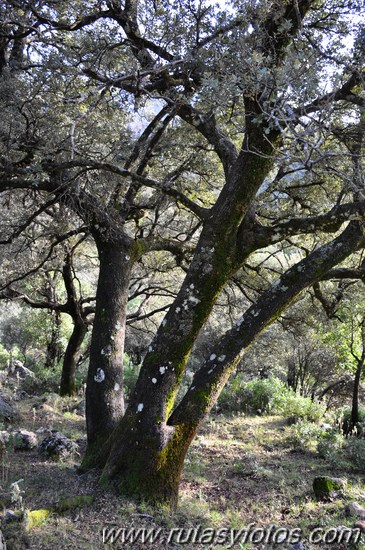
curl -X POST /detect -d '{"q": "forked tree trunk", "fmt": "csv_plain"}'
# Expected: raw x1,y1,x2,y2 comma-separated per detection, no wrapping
60,318,88,397
97,223,364,508
81,236,135,468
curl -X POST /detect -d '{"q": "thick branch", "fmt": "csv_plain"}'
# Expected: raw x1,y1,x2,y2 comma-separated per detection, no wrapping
170,221,365,425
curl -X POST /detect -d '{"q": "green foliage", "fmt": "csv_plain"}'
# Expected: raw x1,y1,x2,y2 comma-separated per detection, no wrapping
345,437,365,471
218,375,287,414
0,343,10,369
316,430,345,460
123,358,141,401
338,407,365,437
274,392,326,424
218,375,325,423
20,363,62,395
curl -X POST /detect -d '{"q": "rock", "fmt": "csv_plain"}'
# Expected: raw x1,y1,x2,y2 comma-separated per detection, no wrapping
346,502,365,519
75,438,87,455
4,509,23,523
39,431,79,460
75,400,85,417
0,431,11,445
354,520,365,533
13,430,38,451
0,396,14,420
13,389,30,401
0,529,6,550
313,476,347,501
8,360,34,379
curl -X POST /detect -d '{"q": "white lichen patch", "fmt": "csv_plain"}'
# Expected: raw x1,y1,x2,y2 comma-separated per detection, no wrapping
101,345,112,356
125,254,130,261
148,345,153,352
188,296,200,305
218,355,226,362
159,366,166,375
235,318,243,329
209,354,216,361
280,285,288,291
176,307,181,313
189,283,195,290
162,319,167,327
94,368,105,383
114,383,120,391
137,403,144,413
208,369,213,374
115,322,122,330
152,378,157,384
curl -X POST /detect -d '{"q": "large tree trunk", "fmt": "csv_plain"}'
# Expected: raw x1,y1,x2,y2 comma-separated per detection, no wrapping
81,236,135,468
97,223,364,508
60,318,88,397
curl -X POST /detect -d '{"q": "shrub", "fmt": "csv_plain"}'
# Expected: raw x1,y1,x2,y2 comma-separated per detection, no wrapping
218,375,288,414
274,392,325,424
345,437,365,471
20,363,61,395
338,407,365,437
218,375,325,422
288,421,345,459
317,430,345,460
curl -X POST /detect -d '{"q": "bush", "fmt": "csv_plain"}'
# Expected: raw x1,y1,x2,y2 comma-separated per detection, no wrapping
274,392,325,424
345,437,365,471
288,421,345,460
0,344,10,370
20,364,62,395
317,430,345,460
338,407,365,437
218,375,325,422
218,375,288,414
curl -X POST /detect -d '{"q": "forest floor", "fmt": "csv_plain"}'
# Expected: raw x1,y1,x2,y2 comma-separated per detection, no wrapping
1,391,365,550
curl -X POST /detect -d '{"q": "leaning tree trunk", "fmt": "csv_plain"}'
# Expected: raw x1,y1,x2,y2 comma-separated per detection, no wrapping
81,235,135,468
60,318,88,397
98,223,364,508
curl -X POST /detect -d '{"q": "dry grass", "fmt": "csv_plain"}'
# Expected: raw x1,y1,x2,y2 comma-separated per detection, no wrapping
1,395,365,550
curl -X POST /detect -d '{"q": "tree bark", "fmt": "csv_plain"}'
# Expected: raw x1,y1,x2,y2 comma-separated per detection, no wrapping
45,310,62,370
81,236,135,468
350,357,364,433
60,318,88,397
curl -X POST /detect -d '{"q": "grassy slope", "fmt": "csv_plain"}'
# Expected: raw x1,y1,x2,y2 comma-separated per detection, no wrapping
1,395,365,550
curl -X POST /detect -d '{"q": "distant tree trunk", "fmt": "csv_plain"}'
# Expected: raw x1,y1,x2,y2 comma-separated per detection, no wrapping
350,357,364,433
60,318,88,397
82,236,135,467
45,310,62,370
